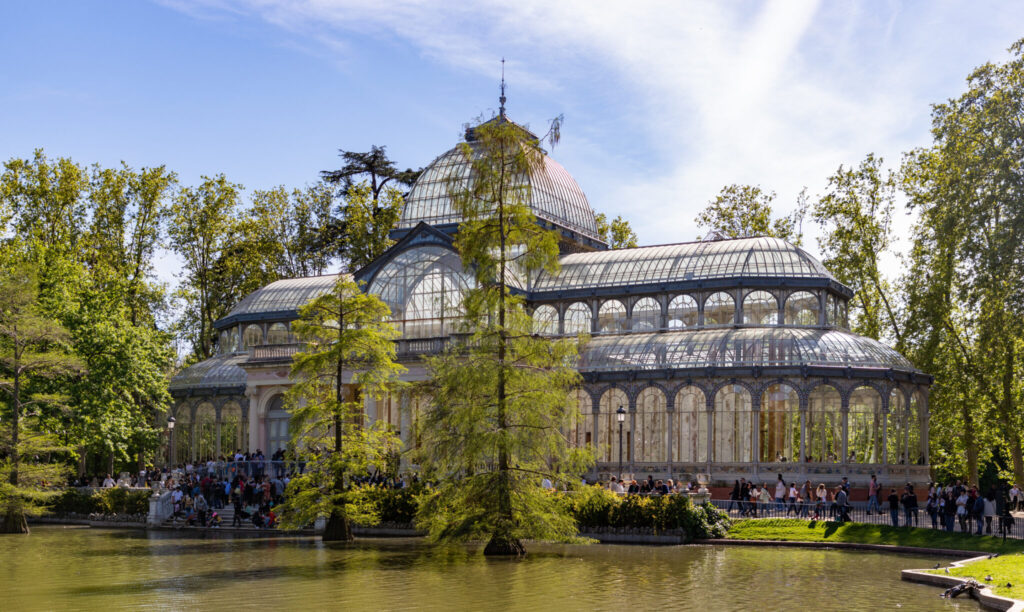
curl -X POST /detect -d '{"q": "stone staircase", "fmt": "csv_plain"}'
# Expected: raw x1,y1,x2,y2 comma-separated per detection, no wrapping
160,504,264,531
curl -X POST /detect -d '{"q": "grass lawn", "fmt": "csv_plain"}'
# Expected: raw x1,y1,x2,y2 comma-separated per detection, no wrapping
727,519,1024,555
927,555,1024,601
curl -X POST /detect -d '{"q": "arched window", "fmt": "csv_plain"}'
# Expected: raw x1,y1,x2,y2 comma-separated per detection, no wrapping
218,329,231,354
848,386,883,463
532,304,559,335
743,291,778,325
194,402,217,462
599,388,630,464
909,390,926,465
674,387,706,462
242,324,264,349
267,322,290,345
806,385,841,463
368,245,473,339
887,389,908,465
631,297,661,331
704,292,735,326
635,387,667,462
564,302,592,335
712,385,752,462
172,404,192,466
838,300,849,328
760,384,799,463
598,300,627,333
570,389,594,450
785,291,819,326
667,295,698,328
220,401,247,456
266,395,290,456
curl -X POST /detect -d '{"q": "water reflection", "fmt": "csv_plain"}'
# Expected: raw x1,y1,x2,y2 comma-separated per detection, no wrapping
0,527,978,611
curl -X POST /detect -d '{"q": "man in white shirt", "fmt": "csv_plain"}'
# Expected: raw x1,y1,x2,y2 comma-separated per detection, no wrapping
774,475,786,512
102,474,115,488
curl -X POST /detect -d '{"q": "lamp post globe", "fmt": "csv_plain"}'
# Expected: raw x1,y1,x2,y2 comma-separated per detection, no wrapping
616,405,626,480
166,415,175,467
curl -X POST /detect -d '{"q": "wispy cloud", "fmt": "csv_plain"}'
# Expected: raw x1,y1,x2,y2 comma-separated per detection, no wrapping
158,0,1024,256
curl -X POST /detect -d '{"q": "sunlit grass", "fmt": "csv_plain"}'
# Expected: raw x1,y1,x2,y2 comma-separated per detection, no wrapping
727,519,1024,555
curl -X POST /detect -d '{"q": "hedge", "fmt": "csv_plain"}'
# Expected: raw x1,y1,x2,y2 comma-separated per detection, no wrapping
49,488,151,516
353,484,730,539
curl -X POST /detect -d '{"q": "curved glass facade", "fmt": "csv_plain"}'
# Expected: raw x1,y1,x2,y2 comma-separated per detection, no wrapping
398,144,601,241
171,116,929,486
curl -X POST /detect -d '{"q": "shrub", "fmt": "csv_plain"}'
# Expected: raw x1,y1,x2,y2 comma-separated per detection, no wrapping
48,487,151,515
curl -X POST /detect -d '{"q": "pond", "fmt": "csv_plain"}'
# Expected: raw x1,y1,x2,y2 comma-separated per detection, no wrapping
0,527,978,611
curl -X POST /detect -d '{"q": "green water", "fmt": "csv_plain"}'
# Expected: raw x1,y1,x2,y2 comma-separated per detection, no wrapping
0,526,977,611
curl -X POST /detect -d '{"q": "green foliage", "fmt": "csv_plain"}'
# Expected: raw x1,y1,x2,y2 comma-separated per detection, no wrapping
273,276,405,532
48,487,150,515
168,174,244,362
415,116,594,554
696,184,806,245
348,484,421,525
339,181,403,272
594,213,638,249
900,38,1024,484
558,487,729,538
813,154,902,345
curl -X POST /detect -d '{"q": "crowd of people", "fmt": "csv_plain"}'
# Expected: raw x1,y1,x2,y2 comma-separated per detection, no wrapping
604,476,703,495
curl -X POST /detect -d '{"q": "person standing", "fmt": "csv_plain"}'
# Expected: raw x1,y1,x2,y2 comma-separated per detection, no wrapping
867,475,880,515
836,486,850,523
774,474,787,514
814,484,827,520
887,488,900,527
901,485,919,527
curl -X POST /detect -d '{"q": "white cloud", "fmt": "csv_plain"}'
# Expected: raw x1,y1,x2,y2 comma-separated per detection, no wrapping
159,0,1024,260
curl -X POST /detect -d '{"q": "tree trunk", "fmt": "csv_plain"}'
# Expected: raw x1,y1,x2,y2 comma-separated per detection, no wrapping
1002,345,1024,485
10,371,20,486
0,510,29,534
483,534,525,556
961,402,979,485
322,510,352,542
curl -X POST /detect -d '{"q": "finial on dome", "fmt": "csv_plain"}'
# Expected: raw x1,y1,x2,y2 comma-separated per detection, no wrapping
499,58,507,118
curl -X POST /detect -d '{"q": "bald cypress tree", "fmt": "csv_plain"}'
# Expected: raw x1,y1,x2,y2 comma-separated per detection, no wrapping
415,116,593,556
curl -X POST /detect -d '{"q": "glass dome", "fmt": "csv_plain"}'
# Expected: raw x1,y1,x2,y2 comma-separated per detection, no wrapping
169,354,248,392
579,327,916,373
217,275,343,327
532,236,837,292
398,141,602,242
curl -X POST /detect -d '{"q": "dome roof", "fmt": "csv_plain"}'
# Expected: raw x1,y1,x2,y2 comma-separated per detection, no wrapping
533,236,841,293
398,139,601,242
169,353,248,393
580,327,916,373
215,275,344,329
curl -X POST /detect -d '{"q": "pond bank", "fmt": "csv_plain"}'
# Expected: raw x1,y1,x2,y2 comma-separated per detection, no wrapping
902,555,1024,612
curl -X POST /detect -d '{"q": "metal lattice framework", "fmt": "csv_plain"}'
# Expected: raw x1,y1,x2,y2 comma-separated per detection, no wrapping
579,328,916,373
531,236,835,292
397,144,602,241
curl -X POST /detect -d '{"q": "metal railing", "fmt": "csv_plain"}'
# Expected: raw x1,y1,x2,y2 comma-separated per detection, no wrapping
708,498,1024,539
173,460,307,480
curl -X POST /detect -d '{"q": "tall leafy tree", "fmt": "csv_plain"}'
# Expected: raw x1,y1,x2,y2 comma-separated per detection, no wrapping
340,181,404,271
168,175,242,363
696,184,805,244
0,264,81,533
415,117,593,556
594,213,638,249
902,39,1024,484
275,276,404,541
321,145,421,200
813,154,903,346
0,150,89,258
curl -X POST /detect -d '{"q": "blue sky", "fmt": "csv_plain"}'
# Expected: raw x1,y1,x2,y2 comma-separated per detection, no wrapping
2,1,1022,281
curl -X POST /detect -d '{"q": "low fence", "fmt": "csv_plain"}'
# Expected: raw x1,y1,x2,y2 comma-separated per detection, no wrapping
170,460,307,481
707,498,1024,539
